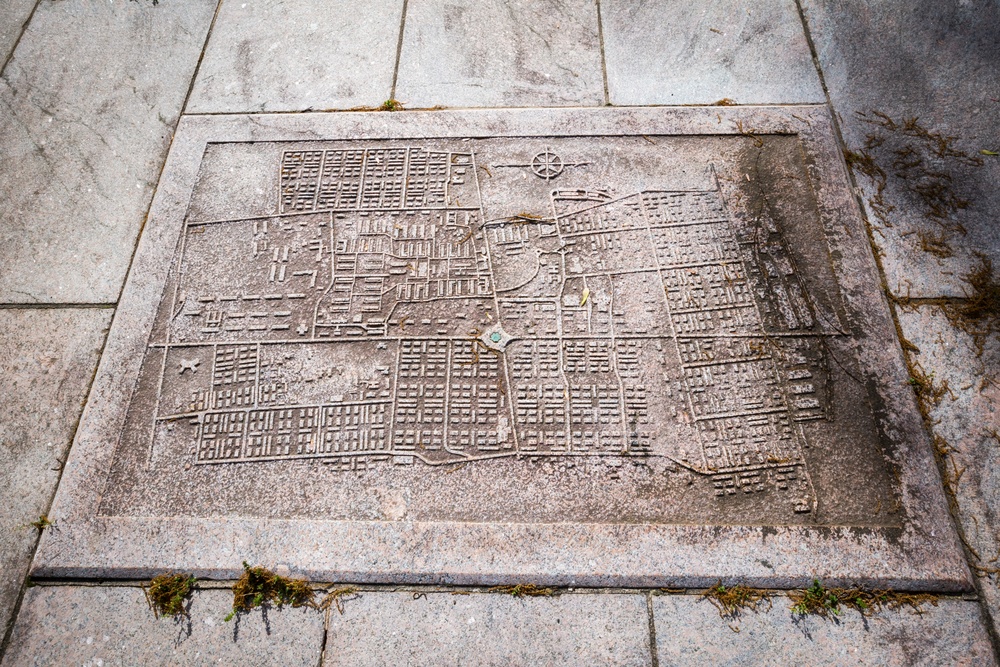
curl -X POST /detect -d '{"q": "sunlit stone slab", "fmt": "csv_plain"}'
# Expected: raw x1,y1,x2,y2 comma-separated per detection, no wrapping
33,107,970,590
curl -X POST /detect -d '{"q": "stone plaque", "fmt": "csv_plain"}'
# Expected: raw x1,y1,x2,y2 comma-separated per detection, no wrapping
36,108,970,589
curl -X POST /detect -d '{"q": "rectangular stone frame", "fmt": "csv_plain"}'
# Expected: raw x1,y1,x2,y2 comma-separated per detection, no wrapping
34,107,972,591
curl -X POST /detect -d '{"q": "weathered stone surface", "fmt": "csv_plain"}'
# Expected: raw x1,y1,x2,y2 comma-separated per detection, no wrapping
0,0,216,304
601,0,824,105
653,594,997,666
33,108,967,590
325,591,651,666
395,0,604,108
187,0,404,114
0,307,109,642
0,0,35,67
0,586,324,667
896,305,1000,637
800,0,1000,298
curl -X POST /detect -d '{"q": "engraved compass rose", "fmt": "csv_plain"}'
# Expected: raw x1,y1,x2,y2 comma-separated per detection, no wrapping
495,146,589,181
531,150,564,180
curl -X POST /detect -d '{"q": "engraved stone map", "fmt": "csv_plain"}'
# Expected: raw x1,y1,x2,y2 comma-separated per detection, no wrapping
99,133,900,528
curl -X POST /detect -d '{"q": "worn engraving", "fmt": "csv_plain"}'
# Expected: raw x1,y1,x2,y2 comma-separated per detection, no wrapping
132,139,859,517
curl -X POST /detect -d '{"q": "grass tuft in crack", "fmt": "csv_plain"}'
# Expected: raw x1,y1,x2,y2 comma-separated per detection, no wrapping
488,584,557,598
144,573,196,620
789,580,939,619
30,515,54,532
319,586,360,615
701,582,772,620
225,562,315,621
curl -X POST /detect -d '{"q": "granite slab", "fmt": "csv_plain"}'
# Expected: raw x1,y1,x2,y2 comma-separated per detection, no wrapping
800,0,1000,298
0,586,324,667
653,594,997,666
897,305,1000,638
325,591,651,666
32,107,969,590
395,0,605,108
601,0,824,105
187,0,404,114
0,308,110,642
0,0,217,304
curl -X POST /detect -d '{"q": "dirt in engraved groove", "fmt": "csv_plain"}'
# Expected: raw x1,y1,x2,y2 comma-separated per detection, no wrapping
99,136,899,527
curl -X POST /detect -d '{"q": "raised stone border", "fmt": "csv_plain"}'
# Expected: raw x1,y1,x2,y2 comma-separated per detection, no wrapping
31,107,970,591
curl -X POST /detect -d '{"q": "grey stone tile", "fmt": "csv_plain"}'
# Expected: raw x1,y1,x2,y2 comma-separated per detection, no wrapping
801,0,1000,298
0,0,217,304
0,307,109,642
654,594,997,666
187,0,404,114
395,0,605,108
0,0,36,67
324,591,651,666
0,586,324,666
897,305,1000,638
601,0,824,105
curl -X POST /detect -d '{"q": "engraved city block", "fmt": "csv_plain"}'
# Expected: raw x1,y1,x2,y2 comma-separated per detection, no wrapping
33,110,971,588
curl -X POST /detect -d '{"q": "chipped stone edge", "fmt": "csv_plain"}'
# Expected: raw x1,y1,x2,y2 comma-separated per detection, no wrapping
31,106,973,591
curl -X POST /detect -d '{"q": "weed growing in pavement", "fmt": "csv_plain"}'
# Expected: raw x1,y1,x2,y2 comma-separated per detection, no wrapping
488,584,558,598
225,562,315,621
144,573,196,620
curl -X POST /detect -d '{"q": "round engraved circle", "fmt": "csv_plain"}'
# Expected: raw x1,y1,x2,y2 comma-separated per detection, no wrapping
531,150,564,180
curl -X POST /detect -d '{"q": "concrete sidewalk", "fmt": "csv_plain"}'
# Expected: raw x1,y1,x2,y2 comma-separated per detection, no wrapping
1,0,998,663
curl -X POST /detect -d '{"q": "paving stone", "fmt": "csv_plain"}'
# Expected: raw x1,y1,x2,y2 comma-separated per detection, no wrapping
187,0,404,114
896,305,1000,638
0,586,324,666
800,0,1000,298
653,594,997,666
325,591,651,666
0,307,110,642
601,0,824,105
395,0,604,108
0,0,36,67
0,0,217,304
32,108,967,590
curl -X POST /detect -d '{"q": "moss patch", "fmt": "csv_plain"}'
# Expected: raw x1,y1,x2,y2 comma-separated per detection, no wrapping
144,573,196,620
225,562,315,621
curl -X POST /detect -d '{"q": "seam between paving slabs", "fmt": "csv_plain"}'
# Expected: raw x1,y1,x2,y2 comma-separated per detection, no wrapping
178,102,830,117
0,0,42,78
389,0,410,102
594,0,611,106
646,591,660,667
792,0,1000,660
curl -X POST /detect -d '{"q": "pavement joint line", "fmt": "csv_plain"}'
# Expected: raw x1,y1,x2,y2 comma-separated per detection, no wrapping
0,0,41,78
646,591,660,667
389,0,410,101
17,579,979,601
0,303,115,310
175,102,830,118
594,0,611,106
792,1,1000,660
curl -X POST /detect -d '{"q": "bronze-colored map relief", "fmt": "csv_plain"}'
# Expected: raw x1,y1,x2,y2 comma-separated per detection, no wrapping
102,136,899,526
